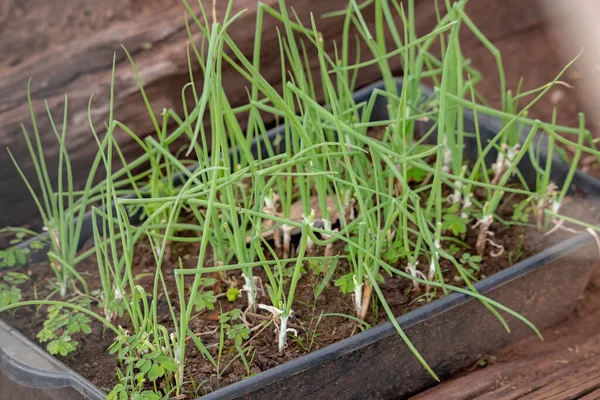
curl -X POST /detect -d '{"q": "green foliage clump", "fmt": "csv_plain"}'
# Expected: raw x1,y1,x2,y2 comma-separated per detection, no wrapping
37,303,92,356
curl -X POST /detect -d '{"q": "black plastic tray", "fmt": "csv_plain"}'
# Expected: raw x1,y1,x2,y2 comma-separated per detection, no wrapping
1,78,599,400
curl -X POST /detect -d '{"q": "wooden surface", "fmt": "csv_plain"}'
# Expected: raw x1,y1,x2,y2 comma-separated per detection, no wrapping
412,268,600,400
0,0,590,229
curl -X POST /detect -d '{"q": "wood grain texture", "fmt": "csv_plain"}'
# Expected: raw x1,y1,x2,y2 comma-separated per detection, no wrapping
0,0,581,228
412,270,600,400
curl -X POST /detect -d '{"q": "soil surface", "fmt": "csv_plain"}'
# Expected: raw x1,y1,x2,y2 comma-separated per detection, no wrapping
1,188,596,397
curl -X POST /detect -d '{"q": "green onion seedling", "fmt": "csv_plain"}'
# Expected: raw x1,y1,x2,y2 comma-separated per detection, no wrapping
255,224,310,353
542,113,586,235
427,224,442,292
476,121,541,256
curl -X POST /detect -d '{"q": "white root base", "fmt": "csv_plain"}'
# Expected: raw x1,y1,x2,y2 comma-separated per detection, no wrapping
353,277,363,317
282,224,293,258
242,273,255,310
278,316,289,353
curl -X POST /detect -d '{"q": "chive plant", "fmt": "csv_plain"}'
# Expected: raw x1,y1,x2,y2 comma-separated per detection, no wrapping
2,0,599,397
8,86,109,297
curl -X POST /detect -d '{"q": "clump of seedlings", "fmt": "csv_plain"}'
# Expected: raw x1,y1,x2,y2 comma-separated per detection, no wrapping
1,0,599,398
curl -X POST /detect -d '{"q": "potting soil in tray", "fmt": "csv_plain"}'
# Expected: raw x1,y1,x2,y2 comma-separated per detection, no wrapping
1,185,597,397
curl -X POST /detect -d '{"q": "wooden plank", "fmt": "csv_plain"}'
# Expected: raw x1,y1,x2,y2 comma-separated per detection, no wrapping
578,390,600,400
478,356,600,400
412,272,600,400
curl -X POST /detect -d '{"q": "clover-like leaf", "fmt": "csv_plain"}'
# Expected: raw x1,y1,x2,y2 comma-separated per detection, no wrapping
4,272,29,285
219,312,231,324
407,166,428,183
147,363,165,381
229,308,242,320
442,214,468,236
193,290,217,312
137,391,162,400
37,328,57,343
461,253,482,271
30,240,45,250
199,277,218,288
47,337,77,356
15,249,27,266
0,284,21,307
226,323,251,347
3,250,16,267
108,340,123,355
334,273,355,294
154,355,177,372
140,359,152,374
512,200,530,223
106,384,126,400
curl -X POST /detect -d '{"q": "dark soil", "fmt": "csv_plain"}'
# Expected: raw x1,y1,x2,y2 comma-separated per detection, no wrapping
1,186,597,398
